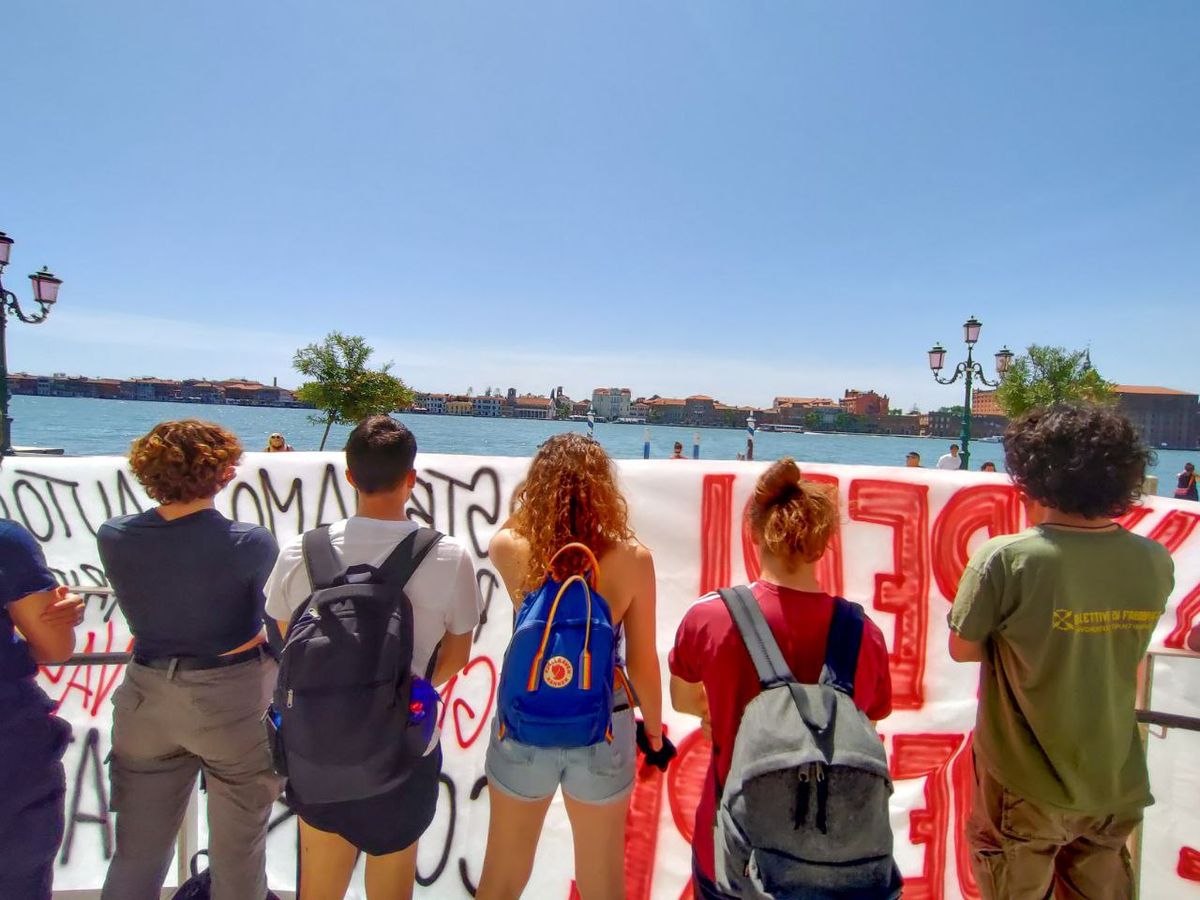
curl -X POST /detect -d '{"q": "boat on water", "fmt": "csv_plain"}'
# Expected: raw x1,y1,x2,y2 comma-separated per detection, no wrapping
761,424,806,433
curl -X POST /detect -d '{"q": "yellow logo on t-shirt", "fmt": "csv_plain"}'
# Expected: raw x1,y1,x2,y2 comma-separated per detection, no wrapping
1051,608,1159,634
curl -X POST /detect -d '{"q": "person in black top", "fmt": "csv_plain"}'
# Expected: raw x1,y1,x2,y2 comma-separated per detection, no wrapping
0,520,83,899
98,420,282,900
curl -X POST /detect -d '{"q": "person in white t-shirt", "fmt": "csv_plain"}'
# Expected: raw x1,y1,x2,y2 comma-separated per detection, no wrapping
265,415,483,900
936,444,963,470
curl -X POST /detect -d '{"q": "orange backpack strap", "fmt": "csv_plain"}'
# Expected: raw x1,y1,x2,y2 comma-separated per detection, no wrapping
526,574,595,692
546,542,601,588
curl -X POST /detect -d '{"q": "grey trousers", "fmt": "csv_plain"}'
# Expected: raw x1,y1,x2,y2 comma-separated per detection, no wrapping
100,653,283,900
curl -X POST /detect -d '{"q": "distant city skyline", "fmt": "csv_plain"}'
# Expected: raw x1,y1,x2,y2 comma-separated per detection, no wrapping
4,2,1198,411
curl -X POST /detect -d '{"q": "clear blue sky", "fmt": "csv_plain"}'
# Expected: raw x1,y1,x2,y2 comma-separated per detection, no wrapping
3,1,1198,410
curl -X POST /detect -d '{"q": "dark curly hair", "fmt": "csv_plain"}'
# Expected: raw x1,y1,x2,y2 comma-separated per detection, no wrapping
129,420,243,504
1003,404,1153,519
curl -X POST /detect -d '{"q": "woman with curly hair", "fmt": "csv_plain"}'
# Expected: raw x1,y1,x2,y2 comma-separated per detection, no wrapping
949,404,1174,899
477,433,663,900
98,420,282,900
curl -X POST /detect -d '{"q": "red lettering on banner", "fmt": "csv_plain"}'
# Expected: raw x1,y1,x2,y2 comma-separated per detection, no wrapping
1145,511,1200,649
1146,509,1200,554
890,733,967,900
700,475,736,596
949,734,980,899
1116,508,1154,531
930,485,1022,604
1163,581,1200,649
849,480,931,709
741,474,844,596
437,655,497,750
668,728,713,842
44,622,132,717
1178,846,1200,881
624,737,668,900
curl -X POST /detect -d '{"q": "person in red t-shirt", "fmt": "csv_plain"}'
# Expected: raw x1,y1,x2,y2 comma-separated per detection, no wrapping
669,458,894,899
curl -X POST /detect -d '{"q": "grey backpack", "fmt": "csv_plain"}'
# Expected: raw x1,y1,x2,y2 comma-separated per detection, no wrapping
714,587,902,900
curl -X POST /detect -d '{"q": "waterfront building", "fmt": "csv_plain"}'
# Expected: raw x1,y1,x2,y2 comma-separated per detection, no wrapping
514,395,554,420
122,377,181,401
1115,385,1200,449
181,380,224,403
473,394,503,417
927,410,1007,440
683,395,717,425
841,389,889,417
629,400,650,421
971,389,1004,416
642,396,687,425
591,388,632,420
414,392,448,415
446,398,473,416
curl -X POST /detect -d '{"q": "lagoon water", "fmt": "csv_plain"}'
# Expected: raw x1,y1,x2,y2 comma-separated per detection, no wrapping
14,395,1197,497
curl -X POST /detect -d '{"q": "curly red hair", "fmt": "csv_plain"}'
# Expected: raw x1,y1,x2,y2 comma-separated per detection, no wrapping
510,433,633,590
129,420,243,504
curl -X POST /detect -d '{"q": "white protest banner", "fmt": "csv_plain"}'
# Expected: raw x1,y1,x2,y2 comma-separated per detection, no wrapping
4,452,1198,898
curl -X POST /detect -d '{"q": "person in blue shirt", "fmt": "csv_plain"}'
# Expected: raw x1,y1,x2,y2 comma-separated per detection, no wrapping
98,420,282,900
0,519,84,899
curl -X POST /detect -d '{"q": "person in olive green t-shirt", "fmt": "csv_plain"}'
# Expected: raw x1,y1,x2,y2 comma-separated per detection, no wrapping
949,404,1174,900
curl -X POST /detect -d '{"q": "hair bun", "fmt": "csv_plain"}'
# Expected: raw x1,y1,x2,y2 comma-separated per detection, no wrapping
756,458,803,506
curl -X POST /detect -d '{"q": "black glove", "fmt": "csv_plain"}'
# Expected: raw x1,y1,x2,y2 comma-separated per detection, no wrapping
636,719,678,771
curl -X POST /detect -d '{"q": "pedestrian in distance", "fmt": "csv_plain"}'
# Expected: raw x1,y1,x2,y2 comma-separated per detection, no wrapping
265,415,482,900
98,421,283,900
980,461,997,473
672,441,686,459
1175,462,1198,501
936,443,963,470
0,520,84,900
265,432,294,452
479,432,670,900
905,451,921,467
949,404,1174,899
670,458,898,899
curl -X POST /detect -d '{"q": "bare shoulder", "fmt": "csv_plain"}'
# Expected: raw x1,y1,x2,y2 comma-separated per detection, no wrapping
488,524,531,583
602,538,655,578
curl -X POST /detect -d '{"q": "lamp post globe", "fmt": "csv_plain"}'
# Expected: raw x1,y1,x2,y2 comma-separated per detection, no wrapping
995,345,1014,377
0,232,63,455
30,267,62,307
963,316,982,346
928,343,947,372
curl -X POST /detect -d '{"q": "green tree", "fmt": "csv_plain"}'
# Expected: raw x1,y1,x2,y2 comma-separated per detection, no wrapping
293,332,414,450
995,345,1113,418
804,411,821,430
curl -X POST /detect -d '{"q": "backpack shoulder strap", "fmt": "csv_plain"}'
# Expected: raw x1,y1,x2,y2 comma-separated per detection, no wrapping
376,526,444,589
819,597,865,695
302,525,340,591
717,585,796,687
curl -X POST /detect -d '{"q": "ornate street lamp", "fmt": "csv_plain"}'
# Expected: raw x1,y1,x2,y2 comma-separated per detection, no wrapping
926,316,1007,470
0,231,63,455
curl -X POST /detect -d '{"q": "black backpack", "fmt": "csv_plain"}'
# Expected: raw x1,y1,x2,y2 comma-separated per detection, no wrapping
267,525,442,806
171,851,282,900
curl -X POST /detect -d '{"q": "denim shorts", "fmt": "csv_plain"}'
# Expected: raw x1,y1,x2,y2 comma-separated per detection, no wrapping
484,702,636,805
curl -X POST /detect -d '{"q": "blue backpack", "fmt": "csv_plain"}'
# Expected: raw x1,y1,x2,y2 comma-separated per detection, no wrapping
496,543,627,747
